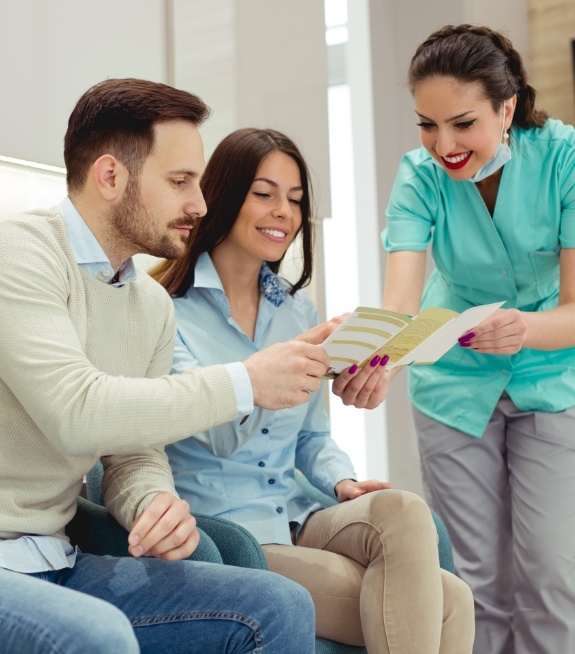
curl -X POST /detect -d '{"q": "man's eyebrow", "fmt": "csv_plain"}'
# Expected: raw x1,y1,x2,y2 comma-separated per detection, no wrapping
169,169,201,177
254,176,303,192
415,110,475,123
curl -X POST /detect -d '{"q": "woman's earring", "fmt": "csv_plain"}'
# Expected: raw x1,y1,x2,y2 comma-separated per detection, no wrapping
503,129,509,143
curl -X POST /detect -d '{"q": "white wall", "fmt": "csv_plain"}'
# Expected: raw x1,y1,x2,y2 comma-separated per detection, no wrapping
0,0,167,167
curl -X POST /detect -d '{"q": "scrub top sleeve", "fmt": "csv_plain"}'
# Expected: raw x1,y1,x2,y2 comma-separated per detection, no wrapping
383,154,438,252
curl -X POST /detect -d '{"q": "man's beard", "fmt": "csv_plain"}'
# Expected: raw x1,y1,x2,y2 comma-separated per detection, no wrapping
110,177,189,261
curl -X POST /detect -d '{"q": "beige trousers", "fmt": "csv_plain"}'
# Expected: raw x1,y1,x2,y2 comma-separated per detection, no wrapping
263,490,474,654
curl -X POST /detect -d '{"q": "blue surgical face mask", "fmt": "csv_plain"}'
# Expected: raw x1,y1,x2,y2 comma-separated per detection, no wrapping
466,110,511,183
465,142,511,183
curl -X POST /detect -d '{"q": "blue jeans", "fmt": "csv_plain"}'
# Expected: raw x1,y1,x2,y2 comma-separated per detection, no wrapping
0,565,139,653
23,551,315,653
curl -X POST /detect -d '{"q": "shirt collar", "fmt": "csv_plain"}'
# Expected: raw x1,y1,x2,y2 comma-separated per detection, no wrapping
194,252,287,307
58,196,137,285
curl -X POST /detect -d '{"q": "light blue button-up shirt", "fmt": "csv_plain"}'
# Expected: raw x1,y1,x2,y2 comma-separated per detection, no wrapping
167,253,356,545
383,118,575,437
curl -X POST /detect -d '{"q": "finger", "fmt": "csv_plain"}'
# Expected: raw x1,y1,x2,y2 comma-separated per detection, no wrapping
357,480,393,492
363,374,390,410
340,365,385,407
129,494,174,552
471,342,524,354
304,358,331,379
131,499,190,556
147,518,199,559
157,530,200,561
470,337,523,350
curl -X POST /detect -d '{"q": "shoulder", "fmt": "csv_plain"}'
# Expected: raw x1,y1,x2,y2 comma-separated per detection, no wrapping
391,147,444,200
0,210,72,271
514,119,575,177
396,147,436,178
0,209,64,240
515,119,575,150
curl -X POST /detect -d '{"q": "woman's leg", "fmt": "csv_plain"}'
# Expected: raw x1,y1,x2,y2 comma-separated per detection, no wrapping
262,543,366,646
48,552,316,654
414,402,513,654
293,489,474,653
0,566,139,654
506,399,575,654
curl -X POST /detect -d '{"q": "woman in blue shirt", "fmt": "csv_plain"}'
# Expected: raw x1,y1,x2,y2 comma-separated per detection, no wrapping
382,24,575,654
151,128,474,652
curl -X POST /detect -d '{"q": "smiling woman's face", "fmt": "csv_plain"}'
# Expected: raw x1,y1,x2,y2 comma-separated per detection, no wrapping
414,76,516,181
224,151,304,265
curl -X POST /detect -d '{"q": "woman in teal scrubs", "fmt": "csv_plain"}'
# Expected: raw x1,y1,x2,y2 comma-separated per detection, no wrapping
382,24,575,654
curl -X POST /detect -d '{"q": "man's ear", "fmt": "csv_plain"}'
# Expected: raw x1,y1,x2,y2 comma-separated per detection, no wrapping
92,155,129,201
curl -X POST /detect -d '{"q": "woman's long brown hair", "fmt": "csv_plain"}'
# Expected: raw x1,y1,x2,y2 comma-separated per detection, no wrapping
150,127,315,297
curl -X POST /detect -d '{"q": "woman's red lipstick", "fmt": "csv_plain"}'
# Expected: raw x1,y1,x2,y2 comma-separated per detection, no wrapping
441,152,472,170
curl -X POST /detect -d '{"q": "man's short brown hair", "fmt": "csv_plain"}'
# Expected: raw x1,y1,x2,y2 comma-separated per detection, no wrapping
64,78,210,192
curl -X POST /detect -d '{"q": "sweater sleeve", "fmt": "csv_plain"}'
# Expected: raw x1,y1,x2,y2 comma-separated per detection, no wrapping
0,217,239,459
100,308,180,528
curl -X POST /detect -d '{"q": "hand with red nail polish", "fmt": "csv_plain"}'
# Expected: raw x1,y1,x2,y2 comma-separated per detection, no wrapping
331,354,391,409
457,309,527,354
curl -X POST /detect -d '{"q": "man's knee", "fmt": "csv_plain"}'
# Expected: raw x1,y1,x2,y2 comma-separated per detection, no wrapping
77,601,140,654
273,571,315,620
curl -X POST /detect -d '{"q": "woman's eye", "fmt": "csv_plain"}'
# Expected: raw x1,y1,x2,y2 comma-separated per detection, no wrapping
289,198,302,206
455,120,475,131
172,179,186,187
253,192,270,198
417,122,435,132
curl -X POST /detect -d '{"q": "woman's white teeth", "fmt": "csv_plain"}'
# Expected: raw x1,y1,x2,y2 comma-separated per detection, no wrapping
259,228,285,238
444,152,470,163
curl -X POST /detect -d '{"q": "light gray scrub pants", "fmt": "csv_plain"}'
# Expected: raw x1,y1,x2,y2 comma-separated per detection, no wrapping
413,392,575,654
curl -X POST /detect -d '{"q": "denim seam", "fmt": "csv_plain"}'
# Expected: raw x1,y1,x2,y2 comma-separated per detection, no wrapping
131,610,263,648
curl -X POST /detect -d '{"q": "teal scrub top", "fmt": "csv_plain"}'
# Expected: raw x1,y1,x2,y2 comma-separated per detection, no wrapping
382,119,575,437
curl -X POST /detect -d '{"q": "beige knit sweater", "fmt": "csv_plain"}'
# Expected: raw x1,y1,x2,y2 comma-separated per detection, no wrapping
0,210,238,541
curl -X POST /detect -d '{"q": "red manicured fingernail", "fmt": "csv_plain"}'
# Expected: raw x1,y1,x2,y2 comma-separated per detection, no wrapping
348,364,358,374
380,354,389,366
458,332,475,344
370,355,381,367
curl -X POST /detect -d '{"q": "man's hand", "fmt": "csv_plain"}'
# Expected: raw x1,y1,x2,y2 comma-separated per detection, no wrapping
331,355,390,409
293,314,349,345
244,340,330,410
128,493,199,561
335,478,393,502
458,308,527,354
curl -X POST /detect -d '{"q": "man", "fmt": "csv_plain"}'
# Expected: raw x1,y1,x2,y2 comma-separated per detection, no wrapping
0,77,326,653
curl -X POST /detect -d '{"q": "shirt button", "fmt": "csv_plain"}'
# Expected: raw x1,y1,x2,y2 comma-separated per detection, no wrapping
103,269,112,277
268,479,275,485
262,428,269,434
276,507,283,514
258,461,265,467
500,270,507,276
